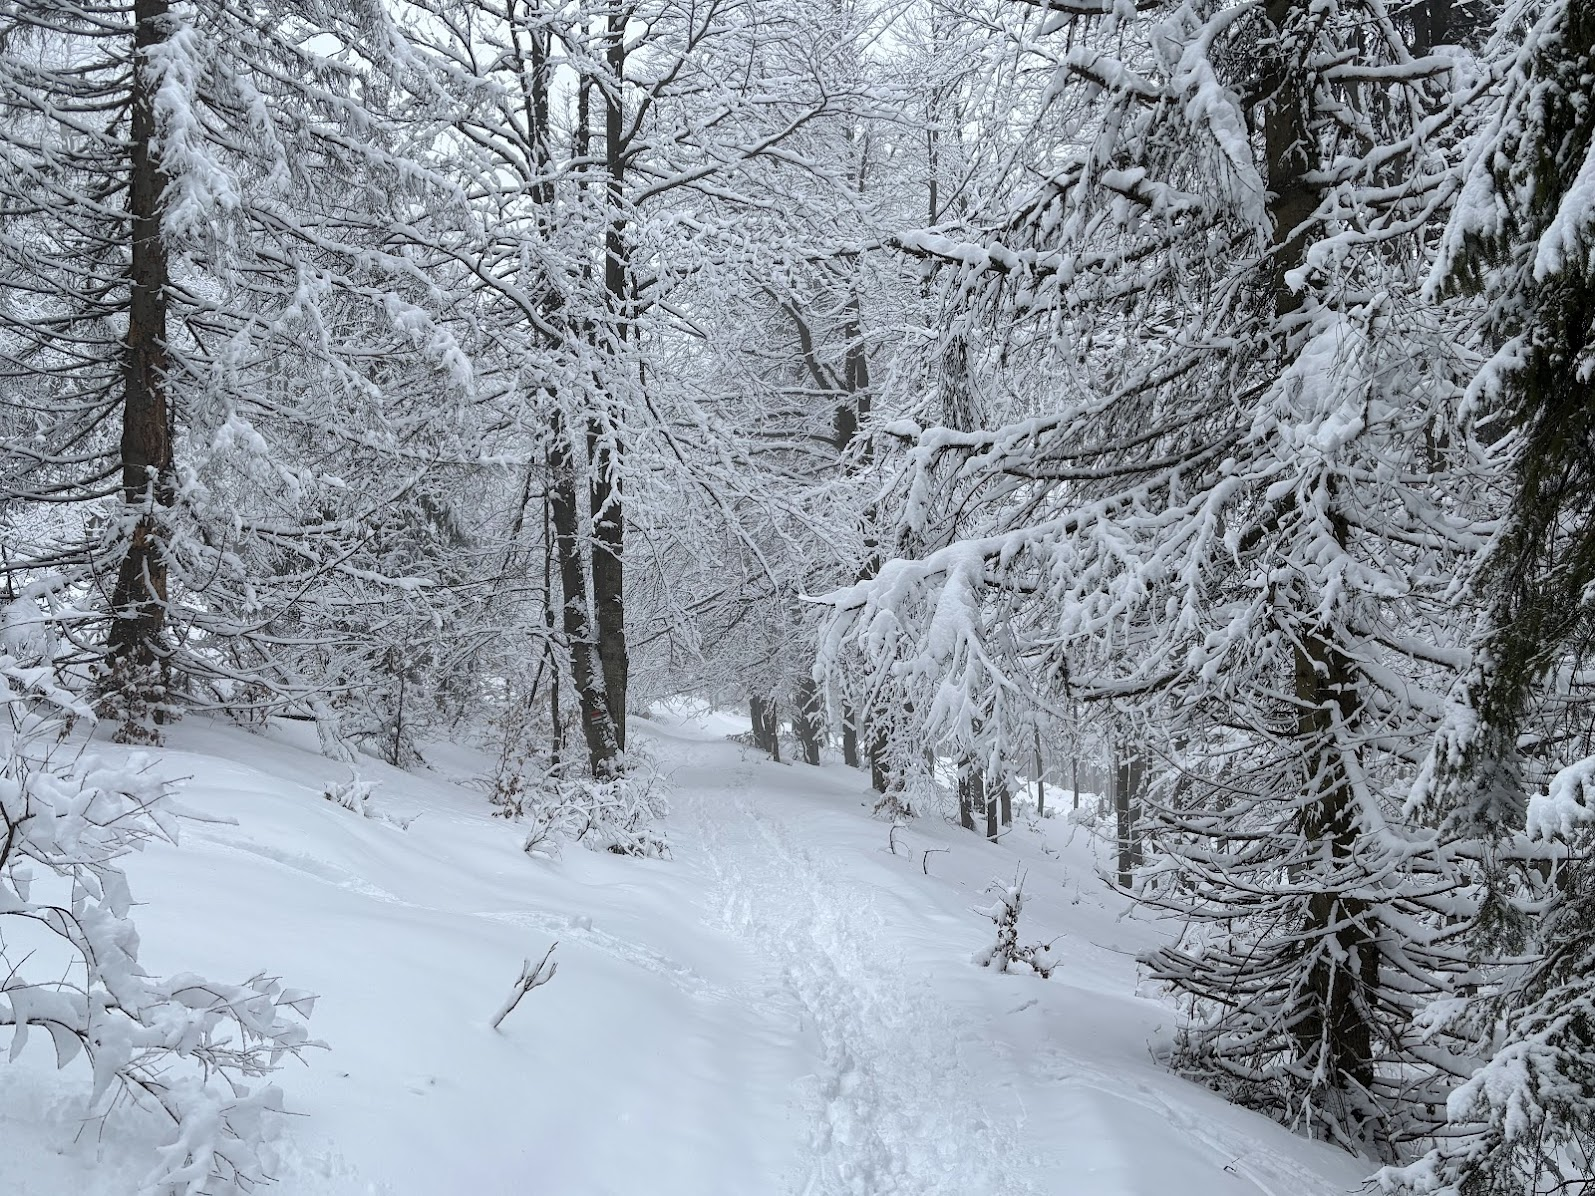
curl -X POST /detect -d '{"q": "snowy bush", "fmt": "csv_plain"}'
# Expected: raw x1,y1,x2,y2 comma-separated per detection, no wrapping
491,745,668,859
96,655,177,747
324,772,378,814
525,767,669,859
0,655,319,1193
872,755,942,822
972,876,1057,979
323,772,415,830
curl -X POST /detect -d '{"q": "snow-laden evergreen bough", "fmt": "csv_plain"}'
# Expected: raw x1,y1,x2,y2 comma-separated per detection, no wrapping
818,0,1502,1159
0,648,317,1194
1379,0,1595,1190
0,0,488,748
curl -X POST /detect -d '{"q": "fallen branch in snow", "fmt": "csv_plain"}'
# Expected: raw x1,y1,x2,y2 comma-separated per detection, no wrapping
922,847,949,876
490,942,559,1030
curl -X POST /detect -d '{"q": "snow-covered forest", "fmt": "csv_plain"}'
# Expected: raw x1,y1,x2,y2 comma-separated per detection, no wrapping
2,0,1593,1192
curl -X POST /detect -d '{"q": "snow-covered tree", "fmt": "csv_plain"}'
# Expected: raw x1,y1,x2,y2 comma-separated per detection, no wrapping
819,0,1498,1154
0,0,478,747
1382,0,1595,1189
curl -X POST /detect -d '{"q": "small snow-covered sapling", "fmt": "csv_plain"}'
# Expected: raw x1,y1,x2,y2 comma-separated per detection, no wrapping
972,874,1058,979
490,941,559,1030
324,772,415,829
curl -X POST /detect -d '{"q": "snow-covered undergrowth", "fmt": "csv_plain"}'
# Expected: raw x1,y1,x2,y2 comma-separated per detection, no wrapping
2,705,1370,1195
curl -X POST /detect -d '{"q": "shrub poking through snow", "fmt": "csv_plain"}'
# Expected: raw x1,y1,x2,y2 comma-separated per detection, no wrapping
973,875,1057,978
324,772,378,814
493,751,668,859
323,772,415,830
527,767,669,858
0,654,319,1193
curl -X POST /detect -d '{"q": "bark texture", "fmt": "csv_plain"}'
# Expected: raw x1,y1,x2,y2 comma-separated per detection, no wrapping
107,0,176,687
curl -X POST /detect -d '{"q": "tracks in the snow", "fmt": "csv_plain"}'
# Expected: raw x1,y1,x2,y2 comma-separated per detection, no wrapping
684,761,1036,1196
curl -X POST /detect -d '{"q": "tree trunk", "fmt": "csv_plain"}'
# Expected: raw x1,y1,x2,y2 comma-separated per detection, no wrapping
1114,748,1144,888
1033,723,1045,817
984,770,999,841
1290,623,1378,1099
868,721,889,794
1263,0,1380,1108
795,678,822,765
749,695,780,761
999,778,1012,827
592,2,631,751
842,705,860,767
1263,0,1317,323
1410,0,1452,55
507,8,564,773
957,759,978,831
549,416,620,778
588,440,625,748
107,0,176,705
543,493,562,769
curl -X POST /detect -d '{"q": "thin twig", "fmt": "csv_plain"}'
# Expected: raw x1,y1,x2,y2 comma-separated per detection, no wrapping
490,941,559,1031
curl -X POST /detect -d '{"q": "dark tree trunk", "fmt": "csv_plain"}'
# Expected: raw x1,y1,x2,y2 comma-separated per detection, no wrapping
1290,626,1378,1097
589,430,626,747
999,778,1012,827
108,0,176,696
1114,749,1145,889
592,3,631,751
1263,0,1317,324
509,12,563,771
1033,723,1046,817
832,293,873,454
841,705,860,767
749,695,780,761
984,770,998,841
549,417,620,778
795,678,822,765
868,719,889,794
543,493,562,769
1410,0,1453,55
957,760,978,831
1263,0,1380,1103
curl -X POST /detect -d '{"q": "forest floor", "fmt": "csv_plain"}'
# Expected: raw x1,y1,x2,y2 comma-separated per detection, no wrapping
2,705,1371,1195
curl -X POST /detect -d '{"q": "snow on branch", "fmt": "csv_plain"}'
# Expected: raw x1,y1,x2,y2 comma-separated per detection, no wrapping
0,656,319,1193
1007,0,1162,18
973,876,1058,979
1527,756,1595,840
490,942,559,1031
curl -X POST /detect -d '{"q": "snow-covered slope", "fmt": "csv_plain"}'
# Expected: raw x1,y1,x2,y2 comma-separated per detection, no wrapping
2,709,1369,1195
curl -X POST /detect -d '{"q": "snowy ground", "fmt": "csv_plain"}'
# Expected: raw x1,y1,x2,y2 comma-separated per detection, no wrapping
2,706,1371,1195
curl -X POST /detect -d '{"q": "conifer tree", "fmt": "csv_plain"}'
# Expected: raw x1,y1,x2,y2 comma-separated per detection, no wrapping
820,0,1493,1152
0,0,466,744
1383,0,1595,1189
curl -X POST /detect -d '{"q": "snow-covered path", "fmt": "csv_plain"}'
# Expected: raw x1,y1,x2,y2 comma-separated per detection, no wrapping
675,745,1034,1195
3,709,1371,1195
651,717,1365,1196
